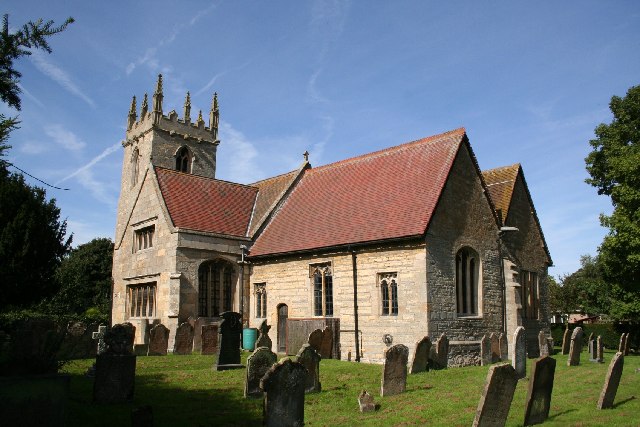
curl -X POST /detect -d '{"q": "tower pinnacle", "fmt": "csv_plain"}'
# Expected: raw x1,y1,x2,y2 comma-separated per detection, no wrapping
183,92,191,123
152,74,164,125
209,92,219,140
127,95,137,130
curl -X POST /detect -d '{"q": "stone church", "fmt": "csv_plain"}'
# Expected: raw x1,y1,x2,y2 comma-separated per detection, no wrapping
111,76,552,365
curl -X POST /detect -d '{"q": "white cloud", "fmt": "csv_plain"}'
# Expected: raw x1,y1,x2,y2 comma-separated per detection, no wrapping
45,124,86,152
20,141,49,155
307,69,329,104
30,51,96,108
56,141,121,184
217,121,262,183
17,83,44,108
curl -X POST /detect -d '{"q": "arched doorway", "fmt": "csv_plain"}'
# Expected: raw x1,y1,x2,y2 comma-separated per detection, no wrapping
198,259,236,317
277,304,288,353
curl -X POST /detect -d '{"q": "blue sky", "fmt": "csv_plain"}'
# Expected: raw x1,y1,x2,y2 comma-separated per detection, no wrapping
2,1,639,277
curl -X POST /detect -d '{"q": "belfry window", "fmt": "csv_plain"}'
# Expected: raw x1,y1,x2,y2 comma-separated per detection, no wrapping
456,247,480,316
380,273,398,316
175,146,191,173
198,260,234,317
311,263,333,317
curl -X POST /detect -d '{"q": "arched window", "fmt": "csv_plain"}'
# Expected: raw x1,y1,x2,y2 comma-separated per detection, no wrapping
456,247,480,316
131,148,139,186
198,260,234,317
380,272,398,316
175,146,191,173
311,263,333,317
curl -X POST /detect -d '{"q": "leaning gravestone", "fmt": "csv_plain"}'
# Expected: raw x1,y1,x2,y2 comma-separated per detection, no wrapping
173,322,194,355
261,358,307,427
472,363,518,427
617,333,626,353
561,328,571,355
244,346,277,398
192,317,216,353
490,333,500,363
381,344,409,397
215,311,243,370
624,333,630,355
358,390,376,413
539,330,549,358
410,336,431,374
499,332,508,361
597,352,624,409
430,333,449,370
201,324,219,355
524,356,556,426
481,335,492,366
512,326,526,379
147,324,169,356
255,319,272,351
297,344,322,393
596,336,604,363
567,327,584,366
308,328,323,354
93,324,136,403
320,326,333,359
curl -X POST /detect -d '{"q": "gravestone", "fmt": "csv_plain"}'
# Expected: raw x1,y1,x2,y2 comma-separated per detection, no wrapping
201,324,219,355
588,332,594,344
320,326,333,359
561,328,571,355
490,333,500,363
499,332,508,361
255,319,272,351
547,338,554,356
589,336,598,362
58,321,99,360
381,344,409,396
93,324,136,403
597,352,624,409
244,346,277,398
215,311,243,370
523,356,556,426
131,405,153,427
410,336,431,374
430,333,449,370
618,333,626,353
192,317,215,353
308,328,323,353
173,322,194,355
538,330,549,358
358,390,376,412
139,319,150,345
480,335,492,366
597,336,604,363
624,333,630,355
261,358,307,427
472,363,518,427
511,326,526,379
297,344,322,393
92,324,107,355
147,324,169,356
134,344,149,356
122,323,137,353
567,327,584,366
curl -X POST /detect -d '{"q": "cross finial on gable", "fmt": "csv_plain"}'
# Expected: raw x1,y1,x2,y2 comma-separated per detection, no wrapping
303,151,309,162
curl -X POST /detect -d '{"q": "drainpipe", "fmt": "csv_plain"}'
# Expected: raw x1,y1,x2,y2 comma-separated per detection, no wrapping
351,248,361,362
239,244,248,326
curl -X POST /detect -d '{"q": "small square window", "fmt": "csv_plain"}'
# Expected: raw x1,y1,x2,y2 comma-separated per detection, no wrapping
134,225,155,252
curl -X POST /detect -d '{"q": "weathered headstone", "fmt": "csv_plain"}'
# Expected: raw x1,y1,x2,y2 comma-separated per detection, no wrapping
588,332,594,344
618,333,626,354
561,328,571,355
121,322,137,353
410,336,431,374
147,324,169,356
92,324,107,355
192,317,215,353
430,333,449,370
490,333,500,363
499,332,508,361
308,328,323,353
215,311,243,370
173,322,194,355
547,338,554,356
472,363,518,427
624,332,630,356
589,336,598,362
358,390,376,413
255,319,272,351
596,335,604,363
58,321,99,360
261,358,307,427
567,326,584,366
597,352,624,409
523,356,556,426
201,324,219,355
381,344,408,396
93,324,136,403
244,346,277,398
134,344,149,356
131,405,153,427
297,344,322,393
538,330,549,358
512,326,526,379
320,326,333,359
481,335,492,366
138,319,150,345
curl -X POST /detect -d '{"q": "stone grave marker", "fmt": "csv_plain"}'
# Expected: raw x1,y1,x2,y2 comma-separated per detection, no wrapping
499,332,508,361
410,336,431,374
244,346,277,398
472,363,518,427
192,317,215,353
358,390,376,413
523,356,556,426
597,352,624,409
122,322,137,353
58,321,99,360
561,328,571,355
624,332,630,355
297,343,322,393
381,344,409,396
139,319,150,345
255,319,272,351
539,330,549,358
308,328,323,353
547,338,554,356
490,333,500,363
567,326,584,366
215,311,243,370
588,332,594,344
589,336,598,362
147,324,169,356
261,358,307,427
320,326,333,359
93,324,136,403
511,326,526,379
201,324,219,355
430,333,449,370
618,333,626,353
597,336,604,363
173,322,194,355
92,324,107,355
480,335,492,366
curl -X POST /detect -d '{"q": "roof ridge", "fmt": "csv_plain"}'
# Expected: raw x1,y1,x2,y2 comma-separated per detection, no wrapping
482,163,520,174
154,166,259,190
250,167,301,186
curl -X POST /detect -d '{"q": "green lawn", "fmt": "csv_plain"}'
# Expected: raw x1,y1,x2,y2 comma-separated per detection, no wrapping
61,350,639,426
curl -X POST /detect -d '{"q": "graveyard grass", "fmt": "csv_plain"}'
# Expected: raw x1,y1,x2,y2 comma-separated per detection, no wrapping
62,349,639,426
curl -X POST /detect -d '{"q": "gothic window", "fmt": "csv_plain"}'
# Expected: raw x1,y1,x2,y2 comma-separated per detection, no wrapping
198,260,234,317
456,247,480,316
380,273,398,316
311,263,333,317
175,146,191,173
131,148,139,186
134,225,155,252
521,270,538,319
127,283,156,318
255,283,267,318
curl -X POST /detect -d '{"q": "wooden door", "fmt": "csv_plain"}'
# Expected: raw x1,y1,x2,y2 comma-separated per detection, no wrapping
277,304,288,353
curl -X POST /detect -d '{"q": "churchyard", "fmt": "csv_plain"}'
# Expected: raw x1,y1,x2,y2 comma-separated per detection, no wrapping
56,348,639,426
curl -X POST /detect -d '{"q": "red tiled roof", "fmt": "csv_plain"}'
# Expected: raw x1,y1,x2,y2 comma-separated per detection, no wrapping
155,167,258,237
250,128,466,257
482,164,520,224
